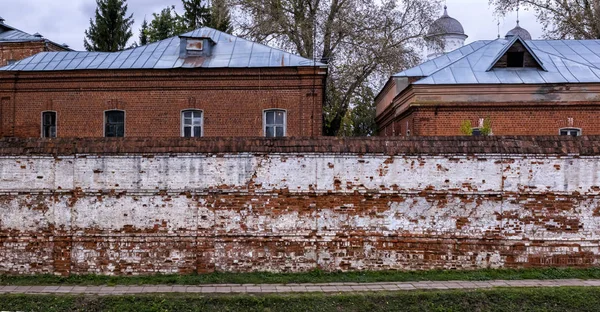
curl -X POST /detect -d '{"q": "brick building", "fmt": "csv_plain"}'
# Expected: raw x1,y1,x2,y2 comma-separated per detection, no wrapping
376,8,600,137
0,28,326,138
0,16,70,67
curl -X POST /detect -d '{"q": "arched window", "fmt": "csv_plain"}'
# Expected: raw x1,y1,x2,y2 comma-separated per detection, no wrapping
181,110,203,137
41,111,57,138
105,110,125,137
559,128,581,137
264,109,286,138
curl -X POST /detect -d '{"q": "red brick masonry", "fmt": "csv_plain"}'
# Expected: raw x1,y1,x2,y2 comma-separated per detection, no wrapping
0,68,324,138
0,137,599,276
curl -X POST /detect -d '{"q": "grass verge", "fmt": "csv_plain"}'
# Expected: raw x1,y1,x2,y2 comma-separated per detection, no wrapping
1,267,600,286
1,287,600,312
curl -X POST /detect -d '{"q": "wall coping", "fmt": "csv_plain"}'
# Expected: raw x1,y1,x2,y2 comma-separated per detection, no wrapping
0,136,598,156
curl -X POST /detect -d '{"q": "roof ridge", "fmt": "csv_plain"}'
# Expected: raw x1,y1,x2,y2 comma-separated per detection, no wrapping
412,40,497,83
183,27,323,67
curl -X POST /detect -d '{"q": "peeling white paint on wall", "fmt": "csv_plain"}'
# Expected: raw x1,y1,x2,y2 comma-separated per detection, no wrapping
1,153,600,274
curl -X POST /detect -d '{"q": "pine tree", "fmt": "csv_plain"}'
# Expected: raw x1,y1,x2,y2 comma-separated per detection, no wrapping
139,18,149,46
180,0,233,33
146,6,185,43
84,0,134,52
181,0,211,30
209,0,233,33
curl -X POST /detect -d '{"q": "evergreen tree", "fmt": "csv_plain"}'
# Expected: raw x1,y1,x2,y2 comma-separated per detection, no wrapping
209,0,233,33
146,6,185,43
84,0,134,52
181,0,211,30
180,0,233,33
139,18,149,46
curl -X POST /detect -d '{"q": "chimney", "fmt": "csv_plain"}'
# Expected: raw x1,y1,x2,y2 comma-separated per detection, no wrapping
179,36,215,58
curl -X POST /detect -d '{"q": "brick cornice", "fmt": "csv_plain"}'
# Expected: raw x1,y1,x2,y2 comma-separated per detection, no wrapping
0,136,599,156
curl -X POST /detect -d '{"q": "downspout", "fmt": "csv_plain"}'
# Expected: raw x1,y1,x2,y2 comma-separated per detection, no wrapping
11,72,18,137
320,68,326,137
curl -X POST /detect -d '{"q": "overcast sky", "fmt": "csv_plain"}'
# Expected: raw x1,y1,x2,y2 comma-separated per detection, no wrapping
3,0,543,51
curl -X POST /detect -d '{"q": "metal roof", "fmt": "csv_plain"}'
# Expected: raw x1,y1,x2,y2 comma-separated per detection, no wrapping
395,38,600,84
0,23,45,43
0,27,324,71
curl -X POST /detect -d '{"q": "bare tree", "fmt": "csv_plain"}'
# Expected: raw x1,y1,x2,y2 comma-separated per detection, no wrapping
490,0,600,39
235,0,441,136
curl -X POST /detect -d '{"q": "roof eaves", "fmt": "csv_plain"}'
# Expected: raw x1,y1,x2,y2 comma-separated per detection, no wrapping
485,36,548,72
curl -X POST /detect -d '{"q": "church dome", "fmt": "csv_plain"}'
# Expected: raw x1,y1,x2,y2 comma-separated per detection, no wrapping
505,21,532,40
426,6,466,37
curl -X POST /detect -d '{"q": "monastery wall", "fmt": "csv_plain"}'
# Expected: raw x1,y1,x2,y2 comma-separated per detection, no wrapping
1,137,599,275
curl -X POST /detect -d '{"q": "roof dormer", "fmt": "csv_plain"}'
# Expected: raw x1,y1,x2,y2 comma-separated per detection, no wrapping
179,36,215,58
487,36,546,71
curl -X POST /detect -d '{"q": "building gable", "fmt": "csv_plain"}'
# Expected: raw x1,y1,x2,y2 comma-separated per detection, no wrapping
487,36,546,71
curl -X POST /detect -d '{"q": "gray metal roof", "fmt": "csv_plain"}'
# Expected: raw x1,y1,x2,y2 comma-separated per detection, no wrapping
395,37,600,84
0,27,324,71
0,23,45,43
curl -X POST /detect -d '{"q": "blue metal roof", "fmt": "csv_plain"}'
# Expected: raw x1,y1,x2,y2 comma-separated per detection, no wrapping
0,27,324,71
395,38,600,84
0,22,45,43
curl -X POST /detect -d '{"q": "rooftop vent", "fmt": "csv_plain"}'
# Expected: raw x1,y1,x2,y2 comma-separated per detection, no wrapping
179,36,215,58
0,16,4,24
62,43,69,48
33,32,43,38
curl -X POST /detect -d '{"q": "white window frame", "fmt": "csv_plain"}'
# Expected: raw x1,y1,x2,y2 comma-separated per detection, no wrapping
103,109,126,137
41,110,57,138
559,127,582,137
181,109,204,137
263,109,287,138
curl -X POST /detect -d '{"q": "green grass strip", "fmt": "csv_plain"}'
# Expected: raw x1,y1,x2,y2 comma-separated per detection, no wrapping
2,267,600,286
2,287,600,312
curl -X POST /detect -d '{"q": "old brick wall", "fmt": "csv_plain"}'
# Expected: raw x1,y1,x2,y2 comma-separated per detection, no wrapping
0,41,67,67
1,137,600,275
0,68,324,138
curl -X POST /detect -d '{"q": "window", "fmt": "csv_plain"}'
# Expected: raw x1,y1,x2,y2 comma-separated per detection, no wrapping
507,52,524,67
472,128,482,136
105,110,125,137
560,128,581,137
41,111,56,138
264,110,286,137
181,110,203,137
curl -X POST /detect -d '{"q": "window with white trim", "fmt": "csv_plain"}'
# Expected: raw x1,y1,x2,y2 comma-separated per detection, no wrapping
105,110,125,137
181,110,203,137
42,111,56,138
264,110,286,137
560,128,581,137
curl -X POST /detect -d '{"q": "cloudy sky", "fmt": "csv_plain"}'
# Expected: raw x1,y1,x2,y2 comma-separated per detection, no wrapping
3,0,543,51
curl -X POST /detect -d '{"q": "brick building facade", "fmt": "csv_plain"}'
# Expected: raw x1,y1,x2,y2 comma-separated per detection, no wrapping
0,17,70,67
0,28,326,138
375,36,600,137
